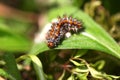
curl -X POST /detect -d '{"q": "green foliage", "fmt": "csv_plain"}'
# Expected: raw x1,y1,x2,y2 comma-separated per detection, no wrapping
3,53,22,80
17,54,45,80
29,6,120,59
65,58,120,80
0,69,14,80
0,22,31,52
25,6,120,79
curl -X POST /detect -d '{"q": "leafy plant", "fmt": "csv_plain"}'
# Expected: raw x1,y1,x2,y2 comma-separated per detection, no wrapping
29,6,120,59
26,6,120,79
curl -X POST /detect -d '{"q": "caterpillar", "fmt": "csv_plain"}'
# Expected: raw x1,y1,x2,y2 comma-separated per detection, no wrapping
46,15,83,48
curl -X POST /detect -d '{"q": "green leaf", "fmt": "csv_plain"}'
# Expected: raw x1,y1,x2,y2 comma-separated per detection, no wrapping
70,59,85,67
67,74,74,80
58,70,66,80
0,23,31,52
3,53,22,80
29,6,120,59
88,66,120,79
93,60,105,70
72,68,89,73
17,54,46,80
76,73,88,80
28,55,46,80
0,68,15,80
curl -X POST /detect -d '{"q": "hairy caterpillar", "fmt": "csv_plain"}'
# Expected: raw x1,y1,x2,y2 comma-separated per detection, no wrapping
46,15,83,48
